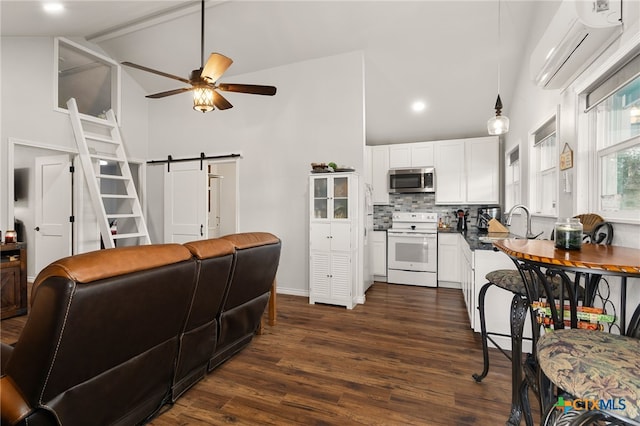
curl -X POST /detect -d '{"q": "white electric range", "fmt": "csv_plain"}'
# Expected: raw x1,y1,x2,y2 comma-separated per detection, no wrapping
387,212,438,287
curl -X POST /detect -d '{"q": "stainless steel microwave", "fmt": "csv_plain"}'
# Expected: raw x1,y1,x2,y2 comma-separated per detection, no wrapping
388,167,435,193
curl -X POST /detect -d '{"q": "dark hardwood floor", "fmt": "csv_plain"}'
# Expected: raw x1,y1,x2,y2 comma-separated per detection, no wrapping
1,283,539,425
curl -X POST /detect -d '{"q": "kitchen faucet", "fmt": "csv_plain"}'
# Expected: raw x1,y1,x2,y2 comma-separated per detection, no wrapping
505,204,542,239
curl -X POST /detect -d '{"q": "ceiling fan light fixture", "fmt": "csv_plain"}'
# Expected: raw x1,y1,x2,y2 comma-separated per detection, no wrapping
122,0,276,112
193,86,215,113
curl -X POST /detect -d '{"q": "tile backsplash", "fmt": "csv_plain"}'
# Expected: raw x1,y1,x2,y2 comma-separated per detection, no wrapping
373,193,499,230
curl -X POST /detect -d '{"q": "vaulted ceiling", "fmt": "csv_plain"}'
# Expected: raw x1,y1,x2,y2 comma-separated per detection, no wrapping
1,0,542,144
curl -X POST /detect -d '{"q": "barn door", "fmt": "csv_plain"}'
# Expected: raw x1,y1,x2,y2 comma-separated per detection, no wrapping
164,162,207,243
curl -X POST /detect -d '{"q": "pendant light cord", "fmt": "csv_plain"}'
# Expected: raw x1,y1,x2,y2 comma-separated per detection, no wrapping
497,0,501,95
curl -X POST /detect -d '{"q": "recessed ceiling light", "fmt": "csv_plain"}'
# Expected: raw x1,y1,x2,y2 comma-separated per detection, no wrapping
411,100,426,113
43,2,65,14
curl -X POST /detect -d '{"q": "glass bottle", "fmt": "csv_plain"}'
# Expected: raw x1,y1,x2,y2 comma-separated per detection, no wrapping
554,218,583,250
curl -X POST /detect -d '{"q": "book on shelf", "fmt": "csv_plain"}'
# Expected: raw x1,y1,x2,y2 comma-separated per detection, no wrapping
531,300,615,330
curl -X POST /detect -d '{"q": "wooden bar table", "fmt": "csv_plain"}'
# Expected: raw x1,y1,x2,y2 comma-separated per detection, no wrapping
492,239,640,426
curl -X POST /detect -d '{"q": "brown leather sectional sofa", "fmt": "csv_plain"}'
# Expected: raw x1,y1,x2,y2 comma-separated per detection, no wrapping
0,232,281,426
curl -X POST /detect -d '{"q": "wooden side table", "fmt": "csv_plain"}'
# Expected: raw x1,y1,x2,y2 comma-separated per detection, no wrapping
1,242,28,319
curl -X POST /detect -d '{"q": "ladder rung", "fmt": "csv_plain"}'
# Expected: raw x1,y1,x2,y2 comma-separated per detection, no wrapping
112,232,146,240
90,154,122,162
97,174,127,180
79,114,116,127
84,131,117,144
101,194,135,199
106,214,141,219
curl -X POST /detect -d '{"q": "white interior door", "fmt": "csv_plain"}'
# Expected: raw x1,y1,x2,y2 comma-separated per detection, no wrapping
35,155,72,273
208,175,222,238
164,162,207,243
213,161,238,236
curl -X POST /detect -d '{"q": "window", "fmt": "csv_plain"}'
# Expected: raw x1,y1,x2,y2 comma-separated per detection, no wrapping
585,54,640,219
55,38,120,119
530,116,558,215
505,146,520,210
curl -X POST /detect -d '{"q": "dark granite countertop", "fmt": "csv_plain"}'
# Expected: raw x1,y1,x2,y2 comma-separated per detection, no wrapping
438,226,522,251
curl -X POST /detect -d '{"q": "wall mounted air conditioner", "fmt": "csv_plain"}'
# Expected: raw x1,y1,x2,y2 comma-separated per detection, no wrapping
530,0,623,90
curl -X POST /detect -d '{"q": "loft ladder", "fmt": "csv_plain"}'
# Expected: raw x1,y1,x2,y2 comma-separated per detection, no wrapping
67,98,151,248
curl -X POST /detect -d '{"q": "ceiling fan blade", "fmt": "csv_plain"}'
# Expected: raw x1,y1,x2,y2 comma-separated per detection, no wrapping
146,87,193,99
122,61,191,84
213,90,233,110
200,53,233,83
218,83,277,96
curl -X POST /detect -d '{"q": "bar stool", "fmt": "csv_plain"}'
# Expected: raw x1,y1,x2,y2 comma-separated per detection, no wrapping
473,271,570,383
537,303,640,425
473,215,614,383
472,215,613,425
473,269,575,425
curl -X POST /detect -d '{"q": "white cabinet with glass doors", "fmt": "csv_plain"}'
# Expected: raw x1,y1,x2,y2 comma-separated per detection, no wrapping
309,173,360,309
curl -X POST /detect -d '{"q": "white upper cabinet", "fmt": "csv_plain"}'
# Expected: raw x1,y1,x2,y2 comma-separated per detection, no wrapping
371,145,390,205
466,137,500,204
388,142,434,169
434,139,466,204
388,144,411,168
434,136,499,205
410,143,435,168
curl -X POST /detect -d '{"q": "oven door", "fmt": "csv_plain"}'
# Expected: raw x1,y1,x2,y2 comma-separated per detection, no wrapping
387,231,437,272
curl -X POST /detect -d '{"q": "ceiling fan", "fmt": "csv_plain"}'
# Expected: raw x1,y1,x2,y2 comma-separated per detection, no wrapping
122,0,276,113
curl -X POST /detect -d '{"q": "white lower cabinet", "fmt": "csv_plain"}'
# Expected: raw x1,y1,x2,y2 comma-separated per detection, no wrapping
459,238,533,353
310,251,352,304
437,233,461,288
460,236,474,324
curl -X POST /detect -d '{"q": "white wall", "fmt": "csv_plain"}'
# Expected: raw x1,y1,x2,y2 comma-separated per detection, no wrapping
504,1,640,331
144,51,366,295
1,36,150,274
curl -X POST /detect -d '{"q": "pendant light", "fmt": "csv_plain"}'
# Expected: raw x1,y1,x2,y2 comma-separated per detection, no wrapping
487,0,510,135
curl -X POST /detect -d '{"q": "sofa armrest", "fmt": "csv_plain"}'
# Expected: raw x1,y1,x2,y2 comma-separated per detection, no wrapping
0,376,31,425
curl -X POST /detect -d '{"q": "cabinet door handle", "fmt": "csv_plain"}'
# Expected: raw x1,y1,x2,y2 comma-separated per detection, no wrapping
200,224,204,237
34,227,40,231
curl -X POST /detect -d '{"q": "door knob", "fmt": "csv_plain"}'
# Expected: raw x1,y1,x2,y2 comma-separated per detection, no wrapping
34,226,40,231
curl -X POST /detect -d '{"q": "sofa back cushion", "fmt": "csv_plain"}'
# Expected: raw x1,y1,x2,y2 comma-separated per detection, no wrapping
173,238,235,399
5,244,197,425
208,233,281,368
220,232,281,310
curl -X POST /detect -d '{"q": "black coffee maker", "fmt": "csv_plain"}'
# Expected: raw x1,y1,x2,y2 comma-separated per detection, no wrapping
455,209,469,231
